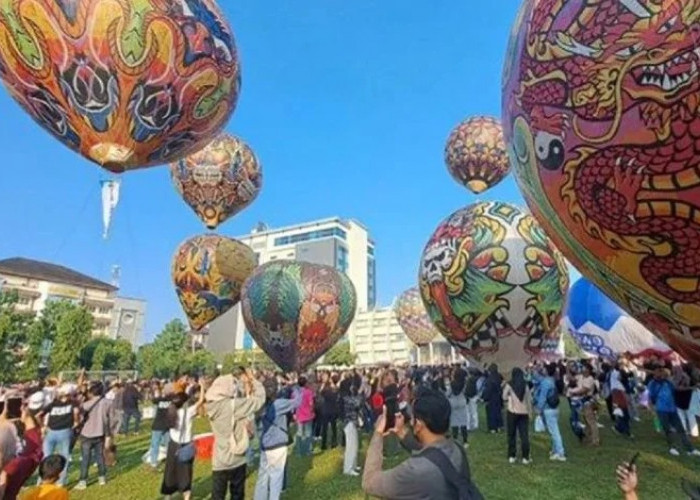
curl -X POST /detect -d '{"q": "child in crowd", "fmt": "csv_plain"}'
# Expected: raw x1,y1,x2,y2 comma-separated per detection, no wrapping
20,455,69,500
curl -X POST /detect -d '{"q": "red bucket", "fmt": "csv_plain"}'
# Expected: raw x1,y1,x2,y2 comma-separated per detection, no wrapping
194,433,214,460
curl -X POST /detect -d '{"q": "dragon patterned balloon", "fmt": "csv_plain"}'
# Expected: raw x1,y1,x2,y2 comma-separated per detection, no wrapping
172,235,255,331
418,201,569,369
0,0,240,172
171,134,262,229
445,116,510,194
241,261,357,372
394,287,439,346
502,0,700,363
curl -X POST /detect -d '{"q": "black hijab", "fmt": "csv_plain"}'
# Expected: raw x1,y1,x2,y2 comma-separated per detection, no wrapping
510,367,526,401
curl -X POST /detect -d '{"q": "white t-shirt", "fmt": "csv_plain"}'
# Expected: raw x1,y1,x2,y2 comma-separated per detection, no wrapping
170,406,198,444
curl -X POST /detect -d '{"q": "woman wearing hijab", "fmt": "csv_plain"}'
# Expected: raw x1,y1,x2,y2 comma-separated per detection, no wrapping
160,383,206,500
482,364,504,433
445,368,469,446
503,367,533,464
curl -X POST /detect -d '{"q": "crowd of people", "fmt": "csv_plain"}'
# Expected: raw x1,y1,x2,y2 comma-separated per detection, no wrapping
0,353,698,499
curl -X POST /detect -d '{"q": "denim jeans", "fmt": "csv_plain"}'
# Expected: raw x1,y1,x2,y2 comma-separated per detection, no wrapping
295,422,313,457
658,410,694,452
149,429,169,466
122,408,141,434
254,447,287,500
543,408,565,457
43,428,71,485
80,436,106,481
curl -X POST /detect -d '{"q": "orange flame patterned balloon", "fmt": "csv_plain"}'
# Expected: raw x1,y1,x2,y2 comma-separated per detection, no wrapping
445,116,510,194
170,134,262,229
0,0,240,172
172,234,255,331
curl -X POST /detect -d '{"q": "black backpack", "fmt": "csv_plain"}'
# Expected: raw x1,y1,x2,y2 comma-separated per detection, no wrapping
420,444,484,500
546,386,560,409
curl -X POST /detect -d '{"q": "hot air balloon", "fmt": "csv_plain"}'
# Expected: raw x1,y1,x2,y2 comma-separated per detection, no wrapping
394,288,439,346
502,0,700,363
418,201,569,370
241,261,357,372
172,235,255,331
0,0,240,172
171,134,262,229
445,116,510,194
566,278,672,359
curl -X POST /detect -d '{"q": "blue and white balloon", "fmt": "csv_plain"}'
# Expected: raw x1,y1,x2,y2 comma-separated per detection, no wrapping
565,278,671,359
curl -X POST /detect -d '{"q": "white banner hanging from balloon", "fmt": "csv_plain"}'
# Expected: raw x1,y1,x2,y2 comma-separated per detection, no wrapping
101,180,121,239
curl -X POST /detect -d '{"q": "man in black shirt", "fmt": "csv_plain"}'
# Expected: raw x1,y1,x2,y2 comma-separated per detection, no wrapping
147,383,172,469
121,381,142,435
42,385,77,485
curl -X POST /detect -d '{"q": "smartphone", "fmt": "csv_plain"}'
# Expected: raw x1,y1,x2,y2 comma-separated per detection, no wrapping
384,397,399,432
627,452,640,470
6,397,22,419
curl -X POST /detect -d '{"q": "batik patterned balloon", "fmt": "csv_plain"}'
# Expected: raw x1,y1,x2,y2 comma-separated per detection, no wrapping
418,201,569,369
0,0,240,172
172,235,255,331
566,277,672,359
445,116,510,194
502,0,700,363
241,261,357,372
394,288,439,346
171,134,262,229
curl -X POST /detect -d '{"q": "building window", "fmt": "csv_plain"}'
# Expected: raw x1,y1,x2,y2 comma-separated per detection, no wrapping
17,297,31,306
274,227,347,247
368,246,374,256
98,307,111,315
336,246,349,273
254,252,260,264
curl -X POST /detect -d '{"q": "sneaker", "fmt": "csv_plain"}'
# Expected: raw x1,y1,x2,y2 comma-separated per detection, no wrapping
98,477,106,486
670,448,681,456
74,481,87,491
688,449,700,457
508,457,517,464
344,470,360,477
522,458,532,465
597,422,605,428
551,454,567,462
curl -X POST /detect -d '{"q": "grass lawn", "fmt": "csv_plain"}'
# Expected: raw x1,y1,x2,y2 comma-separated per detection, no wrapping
60,408,700,499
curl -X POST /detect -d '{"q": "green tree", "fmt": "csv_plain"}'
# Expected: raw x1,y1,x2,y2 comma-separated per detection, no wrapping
563,330,585,359
182,350,217,376
51,303,93,373
112,339,136,370
0,291,34,383
91,341,109,371
323,341,356,366
136,344,157,379
221,352,238,375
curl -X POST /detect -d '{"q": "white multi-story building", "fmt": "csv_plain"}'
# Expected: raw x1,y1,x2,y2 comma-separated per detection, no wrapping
0,257,146,347
350,305,460,366
207,217,376,355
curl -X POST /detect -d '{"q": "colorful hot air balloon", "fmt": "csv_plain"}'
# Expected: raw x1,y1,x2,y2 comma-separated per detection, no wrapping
566,278,672,359
0,0,240,172
172,235,255,331
502,0,700,363
445,116,510,194
171,134,262,229
418,201,569,369
241,261,357,372
394,288,439,346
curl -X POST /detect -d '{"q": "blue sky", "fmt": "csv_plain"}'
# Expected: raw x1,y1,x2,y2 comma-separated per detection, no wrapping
0,1,580,342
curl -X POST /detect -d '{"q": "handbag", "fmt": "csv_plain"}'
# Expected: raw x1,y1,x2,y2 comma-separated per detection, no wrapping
175,404,195,463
